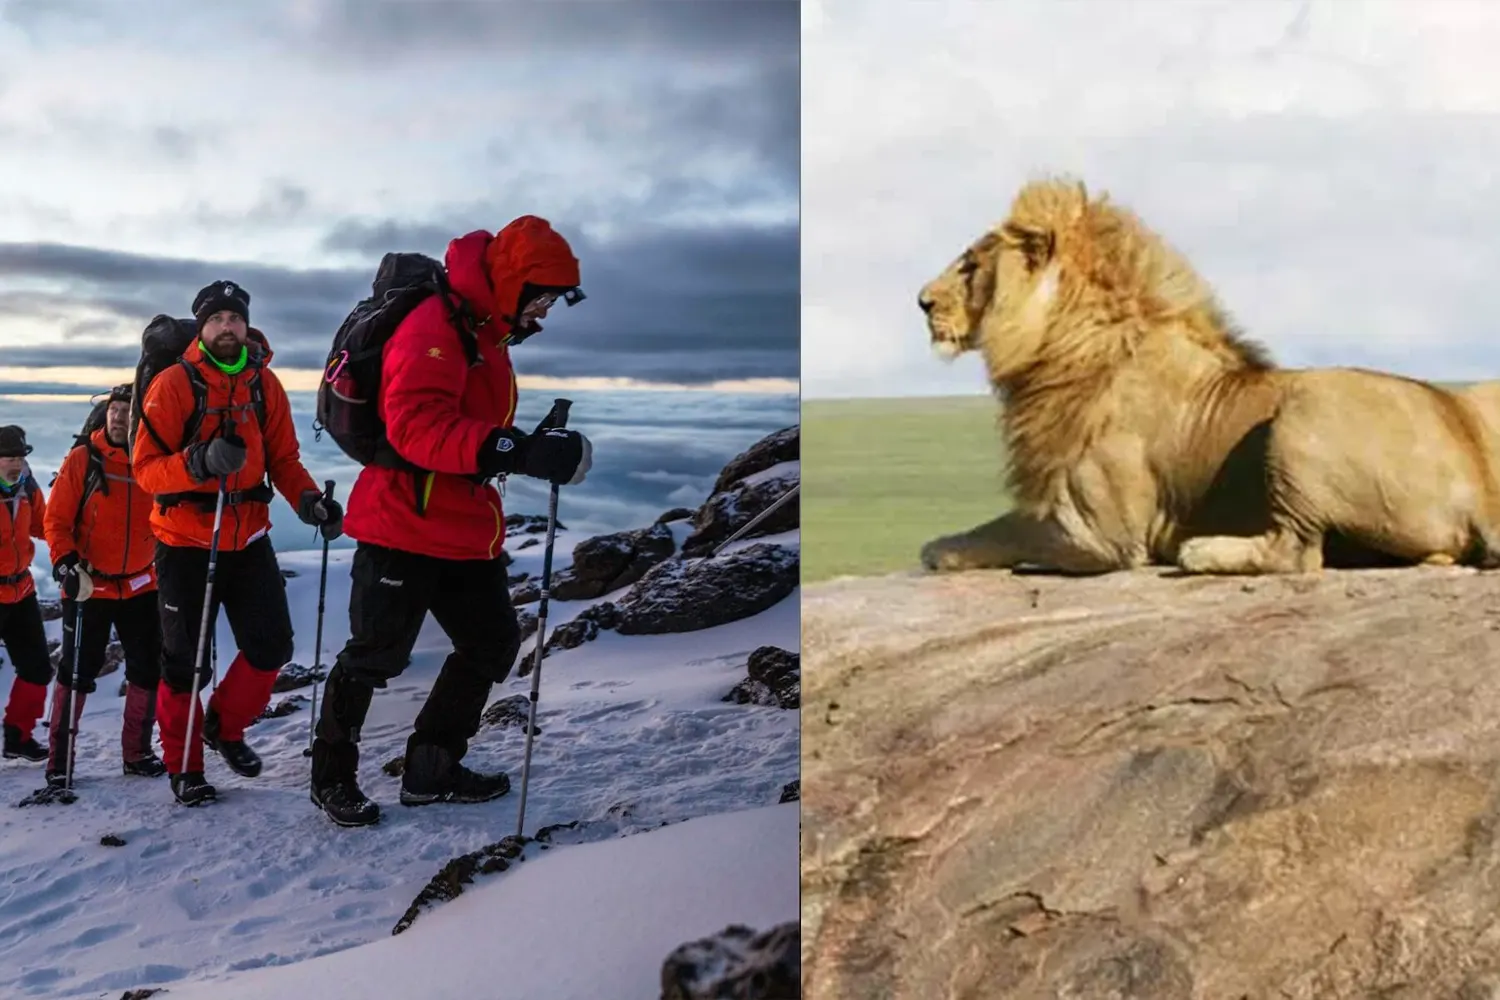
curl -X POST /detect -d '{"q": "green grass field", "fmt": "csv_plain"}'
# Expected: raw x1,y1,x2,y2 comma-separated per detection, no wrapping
802,395,1014,583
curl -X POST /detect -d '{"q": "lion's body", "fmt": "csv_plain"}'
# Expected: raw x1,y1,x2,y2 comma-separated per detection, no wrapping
917,177,1500,575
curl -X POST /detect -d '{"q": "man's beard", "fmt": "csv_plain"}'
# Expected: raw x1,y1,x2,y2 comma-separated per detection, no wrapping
209,334,241,358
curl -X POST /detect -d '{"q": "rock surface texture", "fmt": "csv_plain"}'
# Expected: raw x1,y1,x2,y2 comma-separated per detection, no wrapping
801,565,1500,999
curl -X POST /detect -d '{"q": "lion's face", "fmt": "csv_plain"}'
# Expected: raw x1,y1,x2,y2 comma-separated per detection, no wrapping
918,223,1057,366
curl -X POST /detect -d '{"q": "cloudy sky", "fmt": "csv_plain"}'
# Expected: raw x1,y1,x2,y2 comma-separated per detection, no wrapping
0,0,798,397
804,0,1500,399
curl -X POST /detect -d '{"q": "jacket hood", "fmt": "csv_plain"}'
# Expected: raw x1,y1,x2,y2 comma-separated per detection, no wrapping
484,216,581,335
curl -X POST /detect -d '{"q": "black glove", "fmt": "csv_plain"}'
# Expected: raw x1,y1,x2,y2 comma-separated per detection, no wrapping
52,552,93,602
186,433,247,481
523,428,592,486
297,489,344,541
476,424,592,486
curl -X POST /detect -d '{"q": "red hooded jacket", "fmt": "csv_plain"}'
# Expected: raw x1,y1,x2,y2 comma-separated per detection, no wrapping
342,218,581,561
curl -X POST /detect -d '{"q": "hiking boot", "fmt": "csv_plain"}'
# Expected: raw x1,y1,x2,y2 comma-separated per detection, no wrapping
201,707,261,778
3,724,48,762
123,753,167,778
399,743,511,806
311,780,381,827
45,769,72,790
171,770,217,806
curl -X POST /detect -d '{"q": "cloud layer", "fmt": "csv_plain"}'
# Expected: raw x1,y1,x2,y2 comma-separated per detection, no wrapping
0,0,798,388
803,0,1500,398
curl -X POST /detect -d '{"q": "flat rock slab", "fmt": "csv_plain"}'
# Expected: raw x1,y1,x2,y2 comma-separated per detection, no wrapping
801,565,1500,999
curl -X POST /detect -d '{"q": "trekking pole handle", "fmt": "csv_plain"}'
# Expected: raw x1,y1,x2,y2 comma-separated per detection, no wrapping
550,398,571,430
322,479,336,502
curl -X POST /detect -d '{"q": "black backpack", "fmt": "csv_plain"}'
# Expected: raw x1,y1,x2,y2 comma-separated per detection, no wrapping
128,314,271,511
313,252,481,477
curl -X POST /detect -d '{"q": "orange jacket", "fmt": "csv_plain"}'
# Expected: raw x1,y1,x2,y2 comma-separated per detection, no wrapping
132,330,318,551
0,468,46,604
44,428,158,600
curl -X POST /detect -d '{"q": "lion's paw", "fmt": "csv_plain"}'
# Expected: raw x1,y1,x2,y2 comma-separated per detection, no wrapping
1175,537,1227,575
920,537,977,572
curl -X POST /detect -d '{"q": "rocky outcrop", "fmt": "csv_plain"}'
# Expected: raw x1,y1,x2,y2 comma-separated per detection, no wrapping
391,834,528,936
552,523,677,601
272,661,327,692
614,544,798,635
723,646,799,709
681,427,799,558
660,921,800,1000
710,425,798,496
802,565,1500,999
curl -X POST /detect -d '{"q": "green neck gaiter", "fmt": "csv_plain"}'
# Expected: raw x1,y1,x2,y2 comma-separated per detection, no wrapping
201,341,249,375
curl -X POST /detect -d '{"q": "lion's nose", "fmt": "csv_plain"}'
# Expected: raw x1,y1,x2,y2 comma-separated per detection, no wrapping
918,293,934,315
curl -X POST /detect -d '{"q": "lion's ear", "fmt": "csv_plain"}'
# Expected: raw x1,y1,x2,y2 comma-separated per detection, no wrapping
1000,222,1055,272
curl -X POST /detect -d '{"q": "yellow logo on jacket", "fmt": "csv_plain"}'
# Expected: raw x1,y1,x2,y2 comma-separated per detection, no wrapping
427,347,444,360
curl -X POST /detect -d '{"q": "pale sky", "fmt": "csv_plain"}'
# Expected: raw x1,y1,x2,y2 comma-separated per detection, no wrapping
803,0,1500,399
0,0,798,395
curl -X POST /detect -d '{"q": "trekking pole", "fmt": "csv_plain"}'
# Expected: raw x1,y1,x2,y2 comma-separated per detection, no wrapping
63,595,85,791
304,479,335,757
514,397,571,840
709,481,800,558
182,476,227,774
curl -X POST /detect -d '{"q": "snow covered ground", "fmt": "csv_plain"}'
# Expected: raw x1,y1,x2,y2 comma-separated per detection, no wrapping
0,514,800,999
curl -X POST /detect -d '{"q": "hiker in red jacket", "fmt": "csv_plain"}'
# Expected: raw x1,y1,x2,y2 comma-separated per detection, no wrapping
43,383,168,784
0,425,51,763
309,216,592,827
133,280,344,806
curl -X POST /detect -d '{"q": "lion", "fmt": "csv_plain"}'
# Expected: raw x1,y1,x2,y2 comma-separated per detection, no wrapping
916,176,1500,576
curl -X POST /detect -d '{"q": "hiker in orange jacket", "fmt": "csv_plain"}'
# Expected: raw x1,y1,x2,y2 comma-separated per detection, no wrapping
0,425,52,763
132,280,343,806
43,383,168,785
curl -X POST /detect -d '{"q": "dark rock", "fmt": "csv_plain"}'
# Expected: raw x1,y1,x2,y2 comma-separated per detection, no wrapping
614,544,799,635
682,466,799,559
272,661,327,693
517,537,539,550
120,991,162,1000
100,833,127,847
57,639,125,675
517,608,539,643
545,617,598,654
512,580,540,605
383,756,404,777
480,694,538,734
506,512,564,534
656,506,696,525
280,568,298,579
118,679,128,697
508,571,530,585
711,425,799,496
779,780,799,803
660,920,800,1000
553,523,677,601
392,835,529,935
38,598,62,622
251,695,307,724
724,646,800,710
519,602,621,675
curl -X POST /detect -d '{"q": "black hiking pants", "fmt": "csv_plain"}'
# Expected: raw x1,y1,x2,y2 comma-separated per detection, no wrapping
59,591,161,693
155,535,295,692
314,541,522,778
0,593,51,685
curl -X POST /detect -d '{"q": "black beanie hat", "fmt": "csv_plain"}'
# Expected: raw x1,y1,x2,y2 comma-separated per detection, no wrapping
0,425,32,458
108,383,132,404
192,280,251,328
